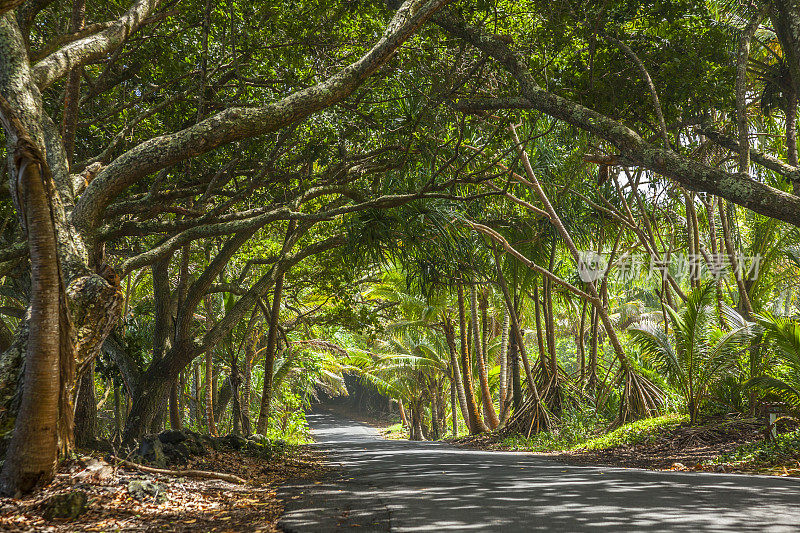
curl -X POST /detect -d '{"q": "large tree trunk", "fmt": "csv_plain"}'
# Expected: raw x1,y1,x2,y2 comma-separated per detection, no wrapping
0,142,67,496
0,15,122,462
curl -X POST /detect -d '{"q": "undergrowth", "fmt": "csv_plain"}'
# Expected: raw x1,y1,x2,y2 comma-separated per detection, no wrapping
578,414,686,450
500,412,686,452
500,411,607,452
382,422,407,440
714,429,800,466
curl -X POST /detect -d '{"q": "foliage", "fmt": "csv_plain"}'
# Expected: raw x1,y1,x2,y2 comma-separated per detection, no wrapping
715,429,800,466
630,285,755,423
747,313,800,411
501,409,609,452
579,414,687,450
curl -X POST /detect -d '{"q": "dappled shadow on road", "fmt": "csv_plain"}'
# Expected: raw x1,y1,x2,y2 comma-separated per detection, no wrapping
279,410,800,532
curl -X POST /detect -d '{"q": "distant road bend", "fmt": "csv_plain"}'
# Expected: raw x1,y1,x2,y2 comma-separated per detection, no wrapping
278,410,800,532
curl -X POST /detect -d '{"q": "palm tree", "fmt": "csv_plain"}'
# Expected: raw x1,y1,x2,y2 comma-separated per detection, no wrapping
747,313,800,411
630,285,754,424
347,331,449,440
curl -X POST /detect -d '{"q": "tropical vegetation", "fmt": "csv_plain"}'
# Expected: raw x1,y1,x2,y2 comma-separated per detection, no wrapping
1,0,800,498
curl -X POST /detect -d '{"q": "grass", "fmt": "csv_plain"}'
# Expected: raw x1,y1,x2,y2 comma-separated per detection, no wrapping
500,411,606,452
578,414,686,450
500,413,686,453
381,422,407,440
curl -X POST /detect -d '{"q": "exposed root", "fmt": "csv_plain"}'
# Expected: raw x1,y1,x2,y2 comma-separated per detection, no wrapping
500,395,558,438
616,367,665,424
109,455,247,484
538,363,593,415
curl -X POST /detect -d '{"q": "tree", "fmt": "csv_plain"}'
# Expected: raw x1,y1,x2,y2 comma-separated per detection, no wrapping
748,313,800,411
0,0,452,492
631,286,754,424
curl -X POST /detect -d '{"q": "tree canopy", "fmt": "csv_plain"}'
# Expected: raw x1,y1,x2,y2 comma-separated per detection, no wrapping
2,0,800,498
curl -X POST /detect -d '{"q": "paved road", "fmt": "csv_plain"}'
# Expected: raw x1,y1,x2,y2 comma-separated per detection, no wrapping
278,410,800,532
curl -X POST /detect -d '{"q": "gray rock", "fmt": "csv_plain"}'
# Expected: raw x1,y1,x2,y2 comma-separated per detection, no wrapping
42,490,88,520
244,440,273,460
158,429,187,444
183,435,206,456
136,435,167,468
200,434,221,451
164,441,193,464
127,480,167,503
218,434,247,450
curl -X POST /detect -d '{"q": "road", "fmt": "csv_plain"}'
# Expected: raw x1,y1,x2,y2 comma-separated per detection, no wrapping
278,410,800,532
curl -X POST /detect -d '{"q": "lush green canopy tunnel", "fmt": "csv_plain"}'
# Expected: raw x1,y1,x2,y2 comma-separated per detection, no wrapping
1,0,800,497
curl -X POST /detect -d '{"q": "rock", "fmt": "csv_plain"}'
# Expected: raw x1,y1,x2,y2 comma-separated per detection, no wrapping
158,429,187,444
42,490,88,520
163,441,193,464
670,462,687,471
200,435,220,451
73,457,114,484
183,435,206,456
136,435,167,468
127,480,167,503
244,440,273,460
248,433,270,445
218,434,247,450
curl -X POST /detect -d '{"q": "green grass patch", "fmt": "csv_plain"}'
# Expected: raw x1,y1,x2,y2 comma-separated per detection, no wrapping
575,413,688,450
499,412,687,453
381,422,407,440
578,414,686,450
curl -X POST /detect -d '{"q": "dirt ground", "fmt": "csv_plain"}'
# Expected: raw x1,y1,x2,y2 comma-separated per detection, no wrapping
0,447,326,532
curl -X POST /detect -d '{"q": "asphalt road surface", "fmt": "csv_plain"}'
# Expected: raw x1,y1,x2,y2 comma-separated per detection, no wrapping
278,410,800,532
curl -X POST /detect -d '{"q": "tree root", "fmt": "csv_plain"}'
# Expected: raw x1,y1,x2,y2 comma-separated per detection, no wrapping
109,455,247,484
616,367,665,424
500,395,558,438
536,363,591,415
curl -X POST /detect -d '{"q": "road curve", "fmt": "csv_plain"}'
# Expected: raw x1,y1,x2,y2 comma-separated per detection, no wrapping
278,410,800,532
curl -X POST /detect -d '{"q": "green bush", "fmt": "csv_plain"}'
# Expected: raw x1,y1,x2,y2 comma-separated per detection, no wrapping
578,414,686,450
715,428,800,465
500,409,608,452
